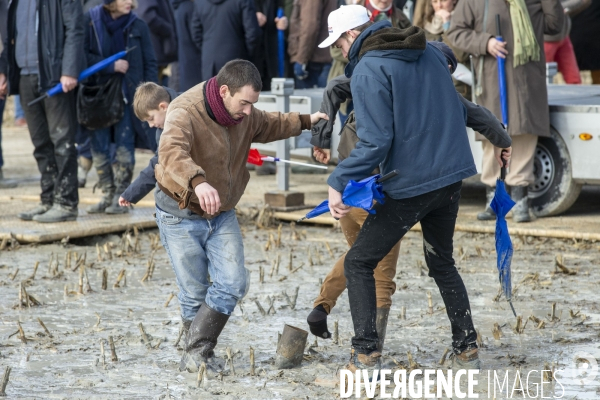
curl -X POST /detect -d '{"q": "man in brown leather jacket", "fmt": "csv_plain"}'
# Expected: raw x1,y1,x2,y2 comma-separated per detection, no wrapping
155,59,325,372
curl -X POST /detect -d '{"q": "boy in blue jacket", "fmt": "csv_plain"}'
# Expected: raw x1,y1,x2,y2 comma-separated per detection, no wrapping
119,82,178,207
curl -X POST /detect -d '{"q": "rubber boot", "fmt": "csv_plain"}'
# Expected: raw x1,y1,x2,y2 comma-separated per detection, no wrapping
87,188,114,214
178,319,192,351
179,304,230,372
307,304,332,339
105,162,133,214
87,159,115,214
376,308,390,353
77,156,93,188
477,186,496,221
511,186,532,223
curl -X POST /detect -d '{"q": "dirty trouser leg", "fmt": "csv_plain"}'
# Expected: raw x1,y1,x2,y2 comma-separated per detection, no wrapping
345,182,462,354
20,75,79,208
420,181,477,354
203,210,249,315
112,106,135,195
156,207,210,321
314,208,400,312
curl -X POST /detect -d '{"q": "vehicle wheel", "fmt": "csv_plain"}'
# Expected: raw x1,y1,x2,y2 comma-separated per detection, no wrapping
530,127,581,217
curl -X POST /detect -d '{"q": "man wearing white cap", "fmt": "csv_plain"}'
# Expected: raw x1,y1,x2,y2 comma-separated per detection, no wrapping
319,5,511,373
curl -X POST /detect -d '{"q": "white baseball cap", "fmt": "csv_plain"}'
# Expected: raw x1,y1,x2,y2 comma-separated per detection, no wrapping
318,5,370,48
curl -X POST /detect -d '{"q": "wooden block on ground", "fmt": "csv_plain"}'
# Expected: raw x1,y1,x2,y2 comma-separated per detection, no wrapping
264,191,304,208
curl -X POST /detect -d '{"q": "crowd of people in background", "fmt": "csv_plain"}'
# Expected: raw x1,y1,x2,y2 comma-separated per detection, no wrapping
0,0,599,222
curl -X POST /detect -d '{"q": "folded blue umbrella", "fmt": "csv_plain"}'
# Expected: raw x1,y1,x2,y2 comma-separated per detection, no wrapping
277,8,285,78
27,47,136,106
490,160,517,317
298,170,398,221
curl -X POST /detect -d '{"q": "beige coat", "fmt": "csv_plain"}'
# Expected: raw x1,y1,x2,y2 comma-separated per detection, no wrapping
155,82,310,217
446,0,564,138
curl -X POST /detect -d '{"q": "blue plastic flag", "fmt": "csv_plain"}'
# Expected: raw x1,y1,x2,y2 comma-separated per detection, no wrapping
27,48,135,106
490,178,517,316
298,174,385,221
277,8,285,78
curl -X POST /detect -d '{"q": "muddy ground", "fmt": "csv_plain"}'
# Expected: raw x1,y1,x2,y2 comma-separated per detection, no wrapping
1,212,599,399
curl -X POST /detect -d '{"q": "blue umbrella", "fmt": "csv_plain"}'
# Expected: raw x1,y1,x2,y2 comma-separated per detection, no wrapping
27,47,136,106
297,170,398,221
277,8,285,78
496,15,508,126
490,156,517,317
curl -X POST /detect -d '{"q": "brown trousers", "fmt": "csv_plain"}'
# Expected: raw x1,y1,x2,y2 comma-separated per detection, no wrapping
313,208,401,313
480,135,538,187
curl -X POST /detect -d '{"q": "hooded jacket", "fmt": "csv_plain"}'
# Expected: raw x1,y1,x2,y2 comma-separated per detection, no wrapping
327,21,477,200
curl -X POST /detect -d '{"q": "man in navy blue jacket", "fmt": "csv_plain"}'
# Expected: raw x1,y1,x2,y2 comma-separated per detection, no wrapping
319,5,511,372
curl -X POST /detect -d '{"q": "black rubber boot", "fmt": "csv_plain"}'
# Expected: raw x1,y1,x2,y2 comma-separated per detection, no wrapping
511,186,532,223
307,304,332,339
477,186,496,220
376,308,390,353
179,304,229,372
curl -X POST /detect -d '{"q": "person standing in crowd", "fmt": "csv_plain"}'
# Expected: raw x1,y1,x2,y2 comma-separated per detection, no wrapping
0,0,84,222
155,60,325,372
423,0,470,99
0,0,17,189
569,0,600,84
287,0,337,88
136,0,178,86
84,0,157,215
192,0,261,82
447,0,564,223
171,0,202,91
253,0,289,89
544,0,590,84
320,6,512,372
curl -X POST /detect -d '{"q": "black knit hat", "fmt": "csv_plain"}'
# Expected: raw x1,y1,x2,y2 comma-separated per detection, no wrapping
428,41,458,74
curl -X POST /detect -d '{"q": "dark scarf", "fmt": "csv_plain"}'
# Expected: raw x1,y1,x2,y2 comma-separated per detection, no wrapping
365,0,393,22
100,8,136,54
204,77,244,127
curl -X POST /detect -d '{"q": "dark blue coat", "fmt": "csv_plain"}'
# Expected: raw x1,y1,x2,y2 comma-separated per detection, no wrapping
328,22,477,200
84,6,158,149
136,0,178,66
191,0,261,81
121,87,179,203
171,0,202,91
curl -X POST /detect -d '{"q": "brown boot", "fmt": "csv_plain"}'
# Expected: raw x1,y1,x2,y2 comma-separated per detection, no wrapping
451,348,481,370
179,304,229,372
347,349,382,375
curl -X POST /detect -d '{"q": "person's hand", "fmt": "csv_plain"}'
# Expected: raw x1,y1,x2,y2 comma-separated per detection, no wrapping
328,186,350,218
313,147,331,164
293,63,309,80
310,111,328,126
0,73,7,99
435,9,451,23
256,12,267,27
275,16,288,30
114,59,129,74
119,196,131,207
195,181,221,215
487,37,508,58
60,76,78,93
494,146,512,168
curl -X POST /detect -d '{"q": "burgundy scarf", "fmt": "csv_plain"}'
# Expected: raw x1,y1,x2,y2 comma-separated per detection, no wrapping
205,77,244,127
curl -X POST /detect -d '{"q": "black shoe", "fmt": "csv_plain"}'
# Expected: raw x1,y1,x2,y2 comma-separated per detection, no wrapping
477,186,496,221
179,304,230,372
18,204,52,221
307,304,331,339
511,186,532,223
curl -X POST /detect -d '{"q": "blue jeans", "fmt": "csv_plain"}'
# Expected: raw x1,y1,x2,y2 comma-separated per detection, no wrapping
294,62,332,89
14,95,24,120
156,207,250,321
